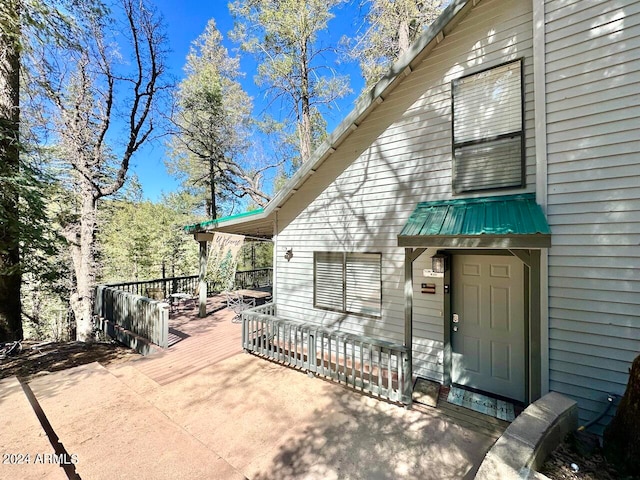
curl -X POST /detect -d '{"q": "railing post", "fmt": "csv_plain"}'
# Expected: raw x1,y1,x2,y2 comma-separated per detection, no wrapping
198,240,207,318
94,285,104,317
242,313,247,350
158,303,169,348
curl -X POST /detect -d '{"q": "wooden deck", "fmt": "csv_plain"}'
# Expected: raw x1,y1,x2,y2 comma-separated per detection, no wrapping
132,294,243,385
127,296,510,439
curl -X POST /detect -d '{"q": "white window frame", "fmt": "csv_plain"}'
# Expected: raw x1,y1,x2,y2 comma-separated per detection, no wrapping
313,252,382,318
452,59,525,193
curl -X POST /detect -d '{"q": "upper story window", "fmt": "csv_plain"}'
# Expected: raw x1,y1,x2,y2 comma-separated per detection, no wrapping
314,252,382,318
452,60,524,193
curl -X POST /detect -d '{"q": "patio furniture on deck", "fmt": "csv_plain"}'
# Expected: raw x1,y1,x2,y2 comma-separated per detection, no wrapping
224,291,256,323
169,292,194,313
234,289,272,306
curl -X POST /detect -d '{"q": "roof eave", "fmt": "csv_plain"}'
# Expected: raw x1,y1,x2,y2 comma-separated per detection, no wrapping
185,209,273,236
398,234,552,249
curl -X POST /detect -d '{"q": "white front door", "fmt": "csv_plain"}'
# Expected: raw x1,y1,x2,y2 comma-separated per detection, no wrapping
451,255,525,402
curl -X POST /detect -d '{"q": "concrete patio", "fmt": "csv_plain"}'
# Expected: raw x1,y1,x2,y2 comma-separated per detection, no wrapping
1,307,502,480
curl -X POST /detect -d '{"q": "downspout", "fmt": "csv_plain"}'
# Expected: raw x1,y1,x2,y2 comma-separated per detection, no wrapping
533,0,550,395
273,211,278,305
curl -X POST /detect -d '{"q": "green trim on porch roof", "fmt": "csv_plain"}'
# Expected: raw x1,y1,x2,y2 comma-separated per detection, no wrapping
398,194,551,248
183,208,265,234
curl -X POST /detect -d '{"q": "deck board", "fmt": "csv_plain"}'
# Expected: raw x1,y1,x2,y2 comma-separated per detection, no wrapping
132,295,244,385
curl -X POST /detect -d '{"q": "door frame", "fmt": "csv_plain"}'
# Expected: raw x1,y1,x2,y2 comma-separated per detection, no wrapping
442,249,542,406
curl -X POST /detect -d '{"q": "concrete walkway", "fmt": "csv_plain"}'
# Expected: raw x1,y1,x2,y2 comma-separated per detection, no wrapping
1,347,498,479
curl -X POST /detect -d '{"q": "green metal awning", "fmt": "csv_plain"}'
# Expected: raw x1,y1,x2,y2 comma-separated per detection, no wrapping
183,208,266,234
398,194,551,248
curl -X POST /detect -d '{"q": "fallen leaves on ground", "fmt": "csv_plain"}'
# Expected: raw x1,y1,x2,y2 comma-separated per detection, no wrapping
0,340,140,380
540,432,633,480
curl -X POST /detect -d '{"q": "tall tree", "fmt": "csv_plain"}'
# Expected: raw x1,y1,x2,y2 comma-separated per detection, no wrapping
229,0,350,165
347,0,443,88
0,0,101,341
169,19,269,219
0,0,22,340
34,0,169,341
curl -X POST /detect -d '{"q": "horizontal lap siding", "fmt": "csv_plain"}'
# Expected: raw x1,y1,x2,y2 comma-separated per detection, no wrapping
412,252,445,381
275,0,534,382
545,0,640,434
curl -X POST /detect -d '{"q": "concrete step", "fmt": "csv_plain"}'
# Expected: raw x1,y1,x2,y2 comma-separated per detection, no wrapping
27,362,246,480
107,362,162,398
0,376,67,480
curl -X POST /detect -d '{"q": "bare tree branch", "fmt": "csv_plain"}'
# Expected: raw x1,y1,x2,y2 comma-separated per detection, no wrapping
33,0,169,340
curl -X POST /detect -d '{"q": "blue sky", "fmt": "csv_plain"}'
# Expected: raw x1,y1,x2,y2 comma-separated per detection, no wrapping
132,1,367,202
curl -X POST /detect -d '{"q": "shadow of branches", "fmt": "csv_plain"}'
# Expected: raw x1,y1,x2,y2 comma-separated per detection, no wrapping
250,372,495,480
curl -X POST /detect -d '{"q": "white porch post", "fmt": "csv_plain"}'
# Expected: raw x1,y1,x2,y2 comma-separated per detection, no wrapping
404,248,428,405
198,240,207,318
404,248,413,406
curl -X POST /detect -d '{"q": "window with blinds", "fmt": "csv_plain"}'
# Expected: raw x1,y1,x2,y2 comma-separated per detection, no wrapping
452,60,524,193
314,252,381,317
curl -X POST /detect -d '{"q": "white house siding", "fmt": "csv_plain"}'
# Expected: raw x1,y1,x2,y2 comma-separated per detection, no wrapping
274,0,535,383
545,0,640,433
412,251,446,381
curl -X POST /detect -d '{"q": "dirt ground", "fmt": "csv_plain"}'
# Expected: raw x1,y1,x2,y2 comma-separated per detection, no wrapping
539,432,634,480
0,340,140,380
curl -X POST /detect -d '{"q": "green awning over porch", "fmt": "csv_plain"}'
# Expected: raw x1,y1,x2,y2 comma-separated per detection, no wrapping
398,194,551,248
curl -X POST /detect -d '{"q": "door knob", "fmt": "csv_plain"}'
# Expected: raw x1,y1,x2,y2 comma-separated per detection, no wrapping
453,325,459,332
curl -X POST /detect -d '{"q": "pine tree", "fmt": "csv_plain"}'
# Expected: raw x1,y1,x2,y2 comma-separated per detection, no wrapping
0,0,22,340
169,19,270,219
230,0,350,165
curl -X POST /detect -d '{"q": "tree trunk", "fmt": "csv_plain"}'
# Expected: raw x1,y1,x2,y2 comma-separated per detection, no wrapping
299,41,312,164
209,157,217,219
70,183,98,342
299,104,312,164
397,18,411,57
603,353,640,476
0,0,23,341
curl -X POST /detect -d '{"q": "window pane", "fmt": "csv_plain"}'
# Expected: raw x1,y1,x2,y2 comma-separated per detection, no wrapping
314,252,344,310
453,61,522,144
453,136,522,193
345,253,381,316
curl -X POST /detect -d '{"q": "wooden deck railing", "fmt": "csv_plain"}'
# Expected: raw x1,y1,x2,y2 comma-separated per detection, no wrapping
104,275,202,299
242,303,410,404
94,269,272,352
94,285,169,349
104,268,273,299
234,268,273,289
